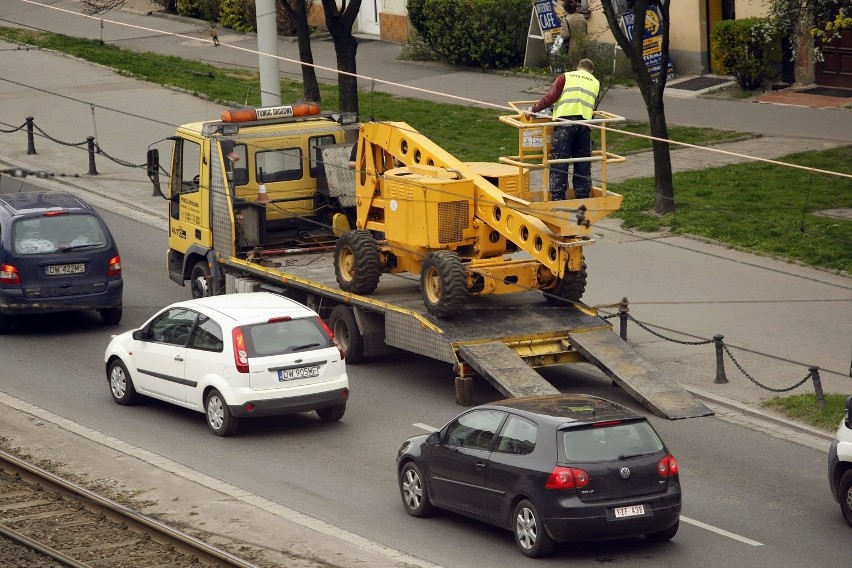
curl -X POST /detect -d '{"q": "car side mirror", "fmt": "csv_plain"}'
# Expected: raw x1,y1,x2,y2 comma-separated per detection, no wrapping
426,432,441,445
132,329,145,341
845,396,852,428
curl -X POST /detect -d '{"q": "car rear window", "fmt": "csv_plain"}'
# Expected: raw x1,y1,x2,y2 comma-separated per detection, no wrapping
242,316,332,357
13,214,108,255
560,420,664,463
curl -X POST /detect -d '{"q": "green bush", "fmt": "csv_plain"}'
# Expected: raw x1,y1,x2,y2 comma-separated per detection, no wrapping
407,0,532,68
219,0,255,32
176,0,218,21
711,18,781,90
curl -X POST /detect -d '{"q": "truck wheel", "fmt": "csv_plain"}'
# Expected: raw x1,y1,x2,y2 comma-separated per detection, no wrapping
546,258,587,304
329,305,365,363
334,231,380,294
421,251,467,319
190,260,211,299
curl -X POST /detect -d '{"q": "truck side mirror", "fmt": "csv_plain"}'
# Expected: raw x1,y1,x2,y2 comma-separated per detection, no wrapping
146,148,162,197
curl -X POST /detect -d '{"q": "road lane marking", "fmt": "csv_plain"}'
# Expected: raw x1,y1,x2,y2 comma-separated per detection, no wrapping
413,423,437,432
681,516,763,546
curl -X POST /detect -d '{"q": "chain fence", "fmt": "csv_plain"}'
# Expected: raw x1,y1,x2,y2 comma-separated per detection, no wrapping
601,298,827,409
1,116,145,177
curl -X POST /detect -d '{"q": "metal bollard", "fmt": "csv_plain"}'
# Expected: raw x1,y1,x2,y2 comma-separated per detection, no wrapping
86,137,99,175
713,334,728,384
618,297,629,341
809,366,825,410
26,117,36,155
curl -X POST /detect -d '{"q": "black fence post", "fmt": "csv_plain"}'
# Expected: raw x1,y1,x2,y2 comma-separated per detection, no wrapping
86,137,99,175
618,297,629,341
809,366,825,410
26,117,36,155
714,334,728,384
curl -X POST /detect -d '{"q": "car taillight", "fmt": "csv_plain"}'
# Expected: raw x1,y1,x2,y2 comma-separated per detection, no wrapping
1,264,20,285
657,454,679,477
318,317,345,360
232,327,249,373
545,466,590,489
108,255,121,277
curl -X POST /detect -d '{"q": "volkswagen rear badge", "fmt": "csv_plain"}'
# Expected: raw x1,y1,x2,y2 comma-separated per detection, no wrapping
620,467,631,479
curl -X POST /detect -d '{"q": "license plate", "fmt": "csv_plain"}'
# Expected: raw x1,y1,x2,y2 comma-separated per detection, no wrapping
278,365,319,381
46,263,85,276
613,505,645,519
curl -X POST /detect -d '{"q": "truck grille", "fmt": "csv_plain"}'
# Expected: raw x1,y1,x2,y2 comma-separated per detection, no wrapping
437,201,469,243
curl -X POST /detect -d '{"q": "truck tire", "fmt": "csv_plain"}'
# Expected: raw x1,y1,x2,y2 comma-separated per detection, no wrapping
421,251,467,319
334,231,380,294
190,260,211,299
329,305,365,363
546,258,587,304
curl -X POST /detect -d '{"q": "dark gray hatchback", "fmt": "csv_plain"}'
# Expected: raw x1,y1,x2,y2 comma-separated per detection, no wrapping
0,192,123,332
397,394,681,558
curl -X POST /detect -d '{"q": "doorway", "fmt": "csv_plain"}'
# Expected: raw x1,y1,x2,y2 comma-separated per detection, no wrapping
707,0,735,72
359,0,380,36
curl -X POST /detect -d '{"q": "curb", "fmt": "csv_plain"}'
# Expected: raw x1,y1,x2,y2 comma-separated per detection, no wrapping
684,384,835,442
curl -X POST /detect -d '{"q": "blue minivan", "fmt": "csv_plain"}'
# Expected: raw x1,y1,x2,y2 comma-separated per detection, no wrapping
0,191,123,332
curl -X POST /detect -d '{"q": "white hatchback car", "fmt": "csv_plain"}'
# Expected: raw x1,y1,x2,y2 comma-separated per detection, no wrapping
104,292,349,436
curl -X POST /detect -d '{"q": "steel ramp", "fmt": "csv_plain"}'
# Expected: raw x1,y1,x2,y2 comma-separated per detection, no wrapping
459,342,560,399
568,328,713,419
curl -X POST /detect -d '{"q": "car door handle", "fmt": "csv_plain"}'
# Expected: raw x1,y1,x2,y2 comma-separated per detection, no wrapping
174,355,184,362
475,462,486,471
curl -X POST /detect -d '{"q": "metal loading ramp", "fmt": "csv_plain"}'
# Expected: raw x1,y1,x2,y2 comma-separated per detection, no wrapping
459,342,561,399
567,329,714,420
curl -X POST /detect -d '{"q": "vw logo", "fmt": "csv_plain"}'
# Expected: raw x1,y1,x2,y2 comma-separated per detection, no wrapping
620,467,631,479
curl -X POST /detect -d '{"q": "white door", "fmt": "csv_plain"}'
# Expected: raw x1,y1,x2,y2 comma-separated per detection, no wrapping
359,0,380,36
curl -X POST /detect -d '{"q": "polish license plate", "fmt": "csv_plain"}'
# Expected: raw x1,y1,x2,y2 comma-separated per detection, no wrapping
279,365,319,381
46,263,85,276
613,505,645,519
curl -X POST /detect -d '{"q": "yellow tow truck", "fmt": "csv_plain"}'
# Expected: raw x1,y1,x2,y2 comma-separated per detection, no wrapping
145,102,710,419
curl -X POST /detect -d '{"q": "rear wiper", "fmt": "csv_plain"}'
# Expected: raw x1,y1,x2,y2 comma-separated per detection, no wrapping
57,244,101,252
618,453,645,460
291,343,321,352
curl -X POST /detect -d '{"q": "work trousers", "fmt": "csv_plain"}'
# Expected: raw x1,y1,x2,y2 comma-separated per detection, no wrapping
549,124,592,200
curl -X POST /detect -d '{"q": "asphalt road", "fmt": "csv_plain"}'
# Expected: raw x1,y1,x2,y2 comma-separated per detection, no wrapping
0,180,847,566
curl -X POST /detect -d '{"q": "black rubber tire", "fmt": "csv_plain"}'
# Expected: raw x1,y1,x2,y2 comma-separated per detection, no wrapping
0,312,13,334
108,359,140,405
420,251,467,319
205,389,240,437
513,499,555,558
316,402,346,422
646,519,680,542
545,258,587,304
190,260,212,299
839,470,852,527
399,462,435,517
329,305,365,363
99,306,123,325
334,231,381,294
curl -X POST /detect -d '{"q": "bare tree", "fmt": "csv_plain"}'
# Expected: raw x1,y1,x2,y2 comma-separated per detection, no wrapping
278,0,321,102
597,0,674,215
319,0,362,114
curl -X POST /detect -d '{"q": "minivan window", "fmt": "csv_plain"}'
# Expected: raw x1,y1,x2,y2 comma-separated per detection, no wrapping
242,317,331,357
13,214,108,255
561,420,664,462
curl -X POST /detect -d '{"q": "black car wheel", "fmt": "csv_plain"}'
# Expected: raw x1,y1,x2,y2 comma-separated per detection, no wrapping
108,359,140,405
513,499,555,558
99,306,123,325
645,519,679,542
399,462,434,517
316,403,346,422
840,470,852,527
0,312,13,334
205,389,239,436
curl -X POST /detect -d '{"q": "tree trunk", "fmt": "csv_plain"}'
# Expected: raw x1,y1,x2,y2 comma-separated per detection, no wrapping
279,1,321,103
599,0,675,214
321,0,362,114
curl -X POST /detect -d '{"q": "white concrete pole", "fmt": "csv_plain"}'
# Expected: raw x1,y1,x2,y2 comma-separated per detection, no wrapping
256,0,281,106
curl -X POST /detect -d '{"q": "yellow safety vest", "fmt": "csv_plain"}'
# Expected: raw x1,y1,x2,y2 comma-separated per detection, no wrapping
553,70,600,120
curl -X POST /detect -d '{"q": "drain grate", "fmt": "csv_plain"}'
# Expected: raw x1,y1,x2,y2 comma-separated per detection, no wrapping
796,87,852,98
668,76,732,91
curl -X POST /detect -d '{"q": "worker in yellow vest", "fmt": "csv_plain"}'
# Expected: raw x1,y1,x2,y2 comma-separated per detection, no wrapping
529,59,600,200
